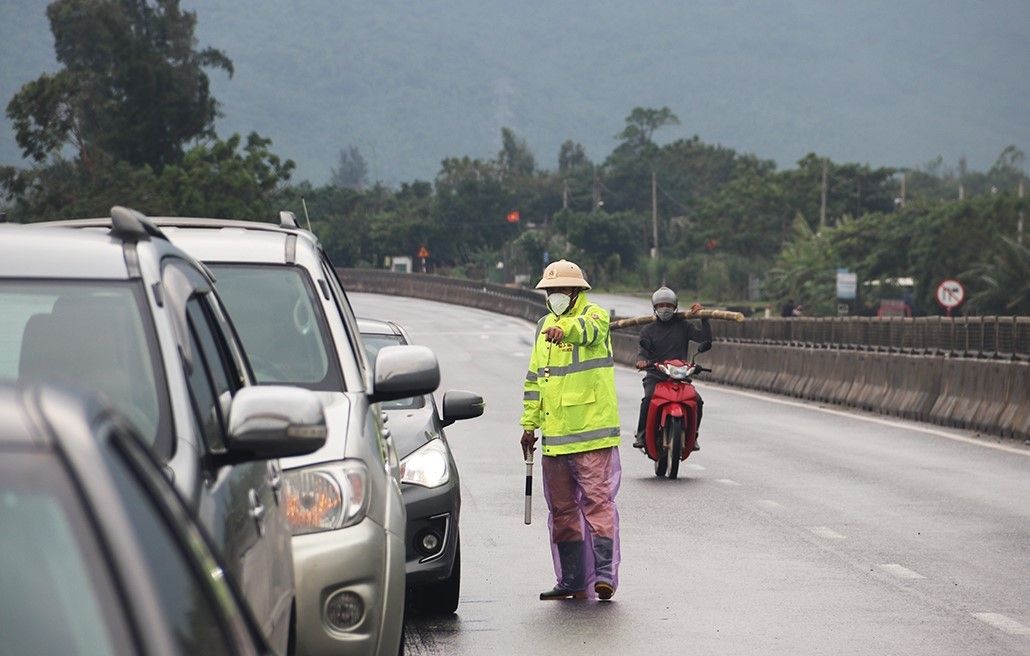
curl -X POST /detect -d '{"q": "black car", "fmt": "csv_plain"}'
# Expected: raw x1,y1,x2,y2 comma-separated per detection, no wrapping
0,384,285,655
358,318,484,613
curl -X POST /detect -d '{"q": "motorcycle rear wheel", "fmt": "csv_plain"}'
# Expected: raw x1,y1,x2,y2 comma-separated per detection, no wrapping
667,417,684,479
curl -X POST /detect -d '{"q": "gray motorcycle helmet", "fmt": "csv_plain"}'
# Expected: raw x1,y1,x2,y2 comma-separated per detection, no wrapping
651,286,678,308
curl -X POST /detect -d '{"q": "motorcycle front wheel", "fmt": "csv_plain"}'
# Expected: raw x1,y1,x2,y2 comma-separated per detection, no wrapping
667,416,684,480
654,434,668,477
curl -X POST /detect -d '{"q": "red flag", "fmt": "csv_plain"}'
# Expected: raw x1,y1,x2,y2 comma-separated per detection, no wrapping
506,210,520,224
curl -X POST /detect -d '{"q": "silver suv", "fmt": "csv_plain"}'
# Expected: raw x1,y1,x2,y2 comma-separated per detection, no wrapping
3,209,328,655
147,214,438,656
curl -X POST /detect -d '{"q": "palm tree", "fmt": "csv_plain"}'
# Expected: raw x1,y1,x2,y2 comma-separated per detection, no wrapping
962,236,1030,315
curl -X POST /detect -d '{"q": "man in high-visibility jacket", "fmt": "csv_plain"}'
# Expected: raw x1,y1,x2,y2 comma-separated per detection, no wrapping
520,259,622,601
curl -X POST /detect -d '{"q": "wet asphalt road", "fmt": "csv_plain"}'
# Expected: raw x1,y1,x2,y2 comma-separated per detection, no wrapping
350,293,1030,656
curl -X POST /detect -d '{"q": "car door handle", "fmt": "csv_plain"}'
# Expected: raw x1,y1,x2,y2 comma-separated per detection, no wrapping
267,460,283,503
248,489,266,537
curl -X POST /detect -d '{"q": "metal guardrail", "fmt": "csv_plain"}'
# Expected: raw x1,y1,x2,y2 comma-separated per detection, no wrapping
340,269,1029,361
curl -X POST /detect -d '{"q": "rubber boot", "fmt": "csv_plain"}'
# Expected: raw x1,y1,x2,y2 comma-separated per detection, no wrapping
539,541,586,600
592,537,615,601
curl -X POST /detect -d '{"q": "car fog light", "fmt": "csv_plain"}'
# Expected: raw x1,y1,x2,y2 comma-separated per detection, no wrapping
422,533,440,552
416,529,443,557
325,590,364,631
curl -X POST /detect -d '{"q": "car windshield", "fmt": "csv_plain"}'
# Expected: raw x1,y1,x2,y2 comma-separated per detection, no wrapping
208,264,342,390
360,333,425,410
0,457,127,656
0,281,165,447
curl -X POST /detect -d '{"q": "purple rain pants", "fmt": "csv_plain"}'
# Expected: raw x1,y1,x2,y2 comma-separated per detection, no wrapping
541,446,622,595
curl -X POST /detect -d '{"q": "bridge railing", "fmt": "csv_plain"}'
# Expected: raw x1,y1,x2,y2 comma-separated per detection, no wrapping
715,316,1030,360
338,268,546,323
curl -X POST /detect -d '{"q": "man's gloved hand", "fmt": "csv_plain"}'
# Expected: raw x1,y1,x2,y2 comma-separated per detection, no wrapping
521,429,538,457
543,326,565,343
635,359,648,369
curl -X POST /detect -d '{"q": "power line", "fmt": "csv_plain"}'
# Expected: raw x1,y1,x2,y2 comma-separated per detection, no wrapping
654,181,691,213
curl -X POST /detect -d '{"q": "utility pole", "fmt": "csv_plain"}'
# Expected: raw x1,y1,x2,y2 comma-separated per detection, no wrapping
651,170,659,260
900,173,906,207
1019,179,1025,245
562,179,569,210
592,175,601,212
959,183,965,200
819,159,828,229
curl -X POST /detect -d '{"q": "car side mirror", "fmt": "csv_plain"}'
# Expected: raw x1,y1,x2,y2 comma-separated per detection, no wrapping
370,344,440,404
224,386,327,463
696,341,712,354
441,390,485,427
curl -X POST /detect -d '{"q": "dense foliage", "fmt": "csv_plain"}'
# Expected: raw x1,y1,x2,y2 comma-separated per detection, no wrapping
2,2,1026,316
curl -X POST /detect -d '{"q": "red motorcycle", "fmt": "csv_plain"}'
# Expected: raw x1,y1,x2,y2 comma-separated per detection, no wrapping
643,347,711,479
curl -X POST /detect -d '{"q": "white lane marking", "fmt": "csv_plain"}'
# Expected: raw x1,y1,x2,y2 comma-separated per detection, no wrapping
878,564,925,580
480,334,490,340
684,463,706,471
807,526,846,540
703,384,1030,458
510,352,527,358
971,613,1030,635
715,478,741,486
755,499,783,510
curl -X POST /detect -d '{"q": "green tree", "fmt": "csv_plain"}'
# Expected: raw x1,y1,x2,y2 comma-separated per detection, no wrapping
432,156,514,263
763,214,837,314
7,0,233,171
497,127,536,178
615,106,680,154
558,140,589,174
330,145,369,190
155,132,294,218
962,236,1030,315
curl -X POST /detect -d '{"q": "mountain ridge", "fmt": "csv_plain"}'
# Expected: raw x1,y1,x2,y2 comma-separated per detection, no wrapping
1,0,1027,185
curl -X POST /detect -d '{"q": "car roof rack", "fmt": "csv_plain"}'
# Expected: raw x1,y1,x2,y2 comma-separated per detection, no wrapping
109,206,169,243
279,211,299,229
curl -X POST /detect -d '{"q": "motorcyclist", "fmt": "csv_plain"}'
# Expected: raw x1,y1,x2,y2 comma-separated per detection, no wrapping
632,286,712,450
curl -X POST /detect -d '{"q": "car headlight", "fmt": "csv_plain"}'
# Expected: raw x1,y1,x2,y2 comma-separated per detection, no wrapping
399,439,450,488
282,461,368,535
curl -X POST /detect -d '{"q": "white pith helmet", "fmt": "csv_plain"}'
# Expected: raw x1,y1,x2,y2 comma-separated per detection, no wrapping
536,259,591,290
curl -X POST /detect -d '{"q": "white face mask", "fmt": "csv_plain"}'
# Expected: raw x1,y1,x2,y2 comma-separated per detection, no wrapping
547,292,572,316
655,307,676,322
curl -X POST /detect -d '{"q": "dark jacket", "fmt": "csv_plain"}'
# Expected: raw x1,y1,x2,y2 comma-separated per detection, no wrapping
637,316,712,364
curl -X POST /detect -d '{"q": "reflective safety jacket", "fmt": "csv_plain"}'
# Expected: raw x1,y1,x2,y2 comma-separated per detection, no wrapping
521,293,621,456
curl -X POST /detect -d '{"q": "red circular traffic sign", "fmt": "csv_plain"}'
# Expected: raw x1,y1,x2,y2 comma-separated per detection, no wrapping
935,279,965,309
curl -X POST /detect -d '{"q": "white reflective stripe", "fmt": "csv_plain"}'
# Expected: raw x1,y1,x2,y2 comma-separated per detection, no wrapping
523,391,540,401
577,317,588,343
542,426,620,446
536,356,614,377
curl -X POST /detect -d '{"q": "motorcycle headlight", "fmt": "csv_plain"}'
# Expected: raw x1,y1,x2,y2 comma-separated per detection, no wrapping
283,461,368,535
399,439,450,488
667,365,690,379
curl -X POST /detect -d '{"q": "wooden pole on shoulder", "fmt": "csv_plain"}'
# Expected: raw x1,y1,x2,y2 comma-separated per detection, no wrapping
610,308,745,330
